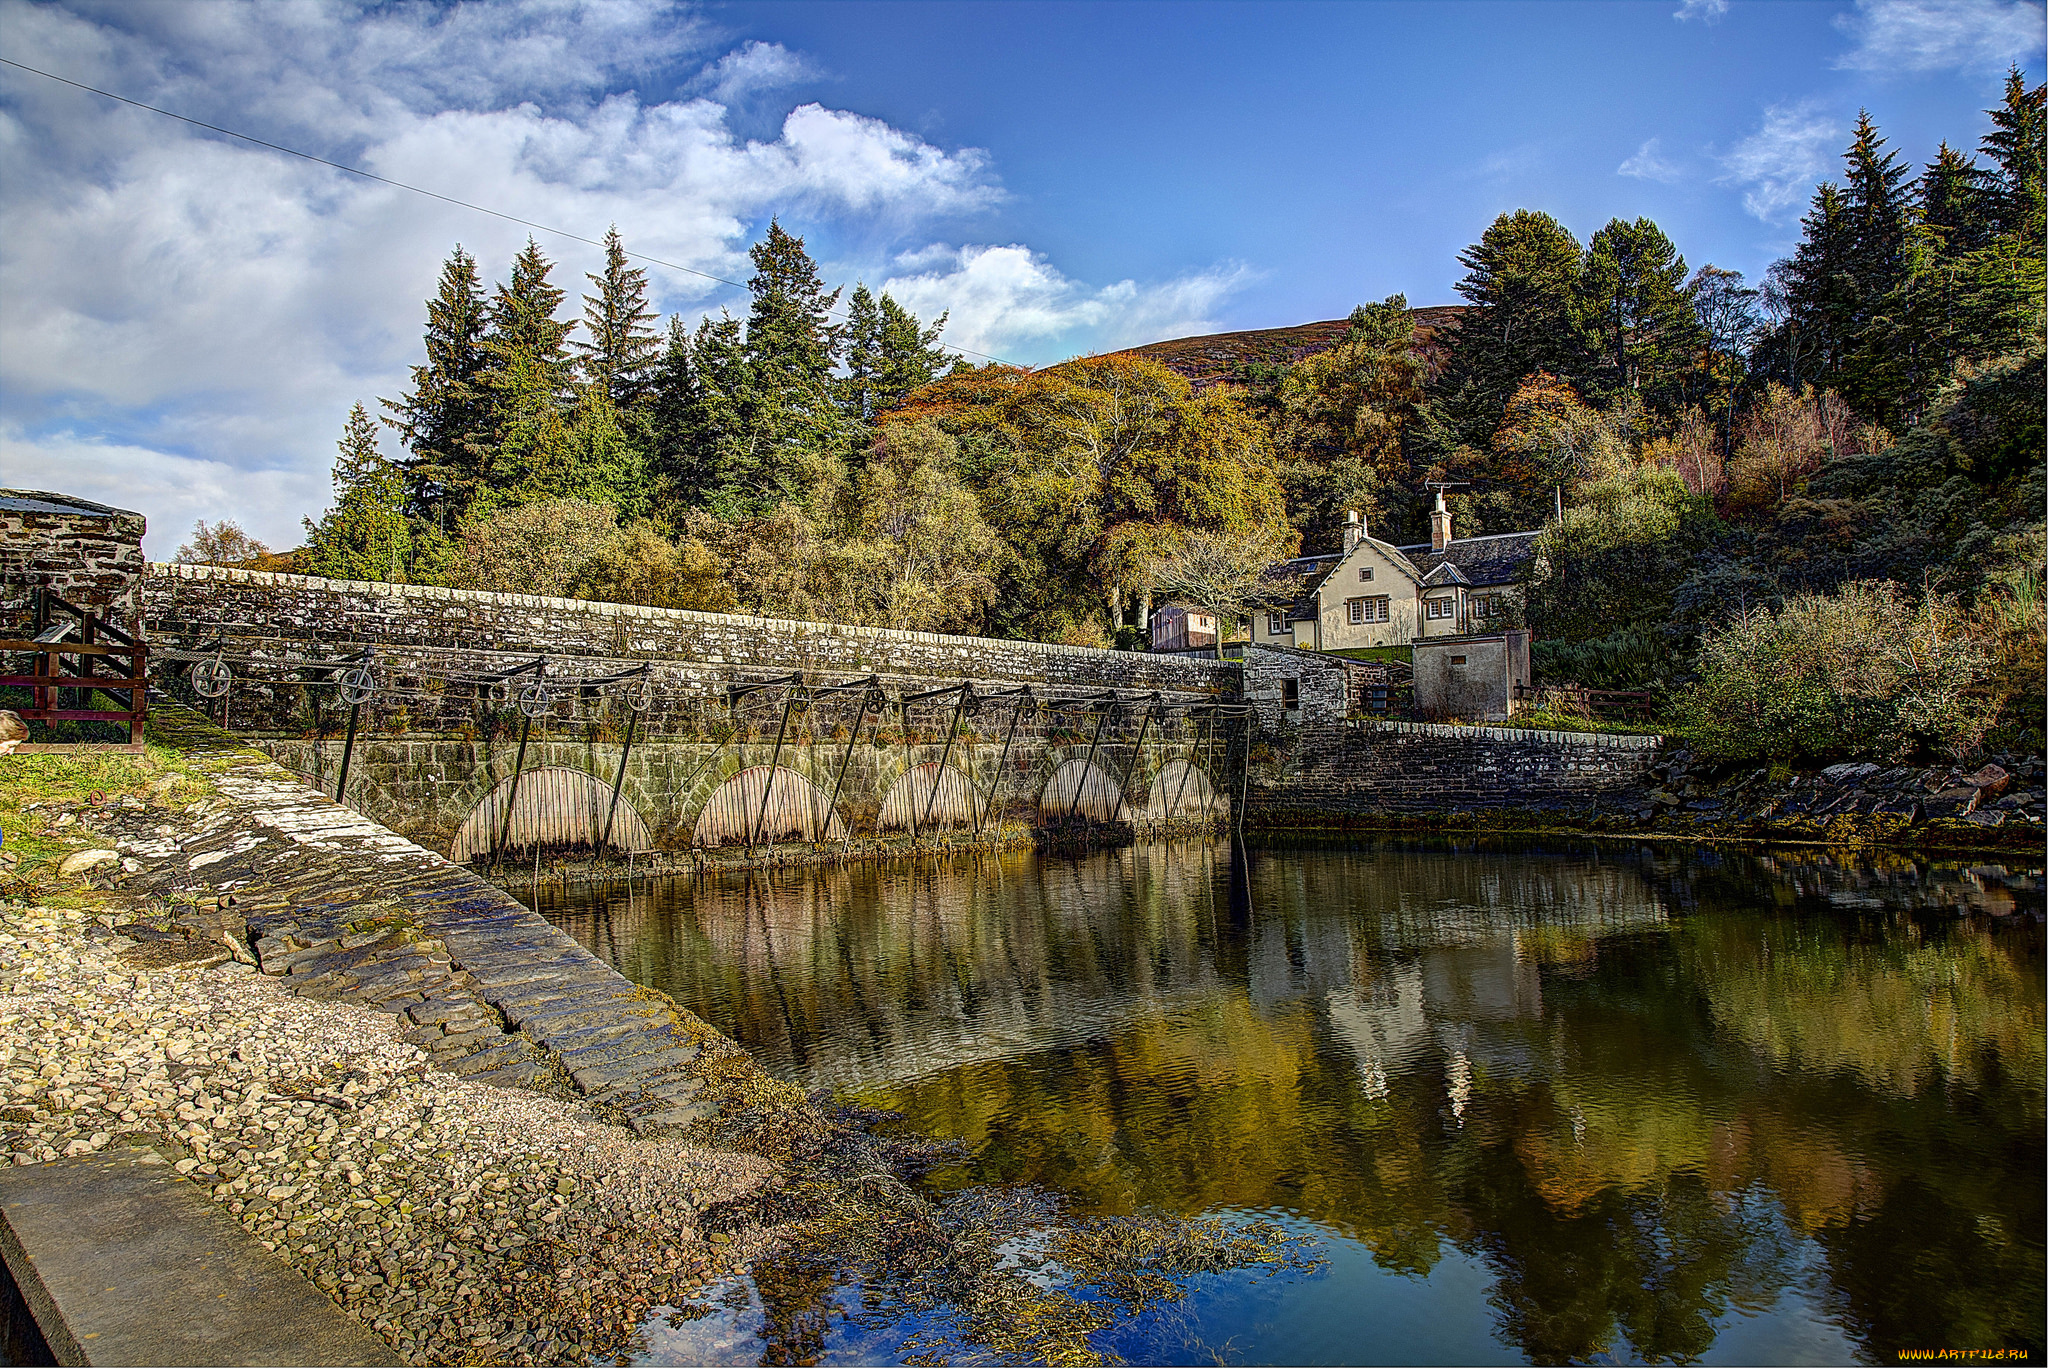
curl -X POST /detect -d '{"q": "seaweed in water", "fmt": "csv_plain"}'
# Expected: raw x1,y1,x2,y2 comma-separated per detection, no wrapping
684,1116,1322,1366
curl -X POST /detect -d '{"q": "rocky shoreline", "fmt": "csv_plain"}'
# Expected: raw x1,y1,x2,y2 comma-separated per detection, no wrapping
1251,748,2046,853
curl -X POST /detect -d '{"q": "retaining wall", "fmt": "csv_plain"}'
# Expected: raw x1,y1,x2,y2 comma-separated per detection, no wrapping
1251,718,1662,818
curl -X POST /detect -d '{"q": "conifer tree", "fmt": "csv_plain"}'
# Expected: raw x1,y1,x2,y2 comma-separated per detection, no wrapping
746,220,841,393
301,404,411,583
485,237,578,401
384,245,492,527
1920,143,1993,256
841,284,951,422
731,221,854,513
1980,66,2046,245
574,226,660,409
1426,210,1591,451
1576,217,1701,411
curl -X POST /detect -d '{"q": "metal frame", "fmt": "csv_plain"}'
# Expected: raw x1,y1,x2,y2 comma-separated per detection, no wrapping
0,588,149,750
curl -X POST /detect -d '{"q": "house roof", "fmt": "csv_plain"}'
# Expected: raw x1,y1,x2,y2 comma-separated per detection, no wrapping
1396,530,1540,588
1263,554,1338,620
1420,561,1469,587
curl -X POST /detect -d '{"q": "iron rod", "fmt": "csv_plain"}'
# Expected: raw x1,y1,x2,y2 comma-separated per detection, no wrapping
490,712,533,874
1117,702,1155,826
923,687,972,834
334,700,362,808
750,695,797,854
1068,702,1115,826
596,704,638,860
974,695,1028,836
822,689,875,849
901,698,919,841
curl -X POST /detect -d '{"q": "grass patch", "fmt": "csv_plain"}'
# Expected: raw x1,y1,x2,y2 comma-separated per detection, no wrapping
1321,645,1412,665
0,703,264,903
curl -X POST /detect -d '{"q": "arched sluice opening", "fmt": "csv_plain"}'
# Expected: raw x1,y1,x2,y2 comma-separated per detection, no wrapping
1142,759,1226,820
877,763,978,832
1038,758,1127,824
449,767,654,862
692,766,846,847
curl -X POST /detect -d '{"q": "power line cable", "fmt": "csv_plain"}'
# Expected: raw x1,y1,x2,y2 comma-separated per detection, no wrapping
0,54,1024,367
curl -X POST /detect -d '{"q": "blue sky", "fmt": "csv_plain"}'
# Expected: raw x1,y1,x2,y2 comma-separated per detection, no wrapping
0,0,2039,554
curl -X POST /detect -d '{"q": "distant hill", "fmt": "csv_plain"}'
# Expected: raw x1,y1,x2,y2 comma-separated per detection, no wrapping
1112,305,1467,390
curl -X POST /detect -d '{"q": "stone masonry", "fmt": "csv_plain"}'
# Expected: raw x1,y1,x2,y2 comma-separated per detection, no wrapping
1251,718,1662,819
0,490,147,637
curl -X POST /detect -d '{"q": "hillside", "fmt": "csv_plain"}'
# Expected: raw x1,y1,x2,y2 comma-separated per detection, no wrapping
1113,305,1466,389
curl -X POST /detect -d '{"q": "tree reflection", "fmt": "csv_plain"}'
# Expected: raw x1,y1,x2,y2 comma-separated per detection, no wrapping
533,839,2045,1364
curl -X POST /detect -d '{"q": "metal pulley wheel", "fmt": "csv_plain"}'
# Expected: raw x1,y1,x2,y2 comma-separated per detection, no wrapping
190,658,231,698
626,678,655,715
517,683,553,719
960,685,982,718
336,665,379,706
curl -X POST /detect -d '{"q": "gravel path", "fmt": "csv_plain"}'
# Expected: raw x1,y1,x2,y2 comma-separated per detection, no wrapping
1,900,775,1366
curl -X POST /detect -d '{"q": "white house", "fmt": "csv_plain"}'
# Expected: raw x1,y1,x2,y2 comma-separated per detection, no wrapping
1252,492,1540,651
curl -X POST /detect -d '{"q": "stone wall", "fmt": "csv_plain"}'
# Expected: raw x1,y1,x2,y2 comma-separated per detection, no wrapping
141,564,1236,739
1250,717,1661,819
141,565,1240,854
0,491,147,637
1241,644,1408,730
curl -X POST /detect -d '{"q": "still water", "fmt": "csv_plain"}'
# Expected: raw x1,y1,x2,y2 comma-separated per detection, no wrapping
533,839,2046,1365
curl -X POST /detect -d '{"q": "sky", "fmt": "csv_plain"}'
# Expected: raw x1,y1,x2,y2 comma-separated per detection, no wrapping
0,0,2040,557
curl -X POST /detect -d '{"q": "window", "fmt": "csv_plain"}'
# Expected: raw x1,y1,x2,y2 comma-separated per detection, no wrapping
1281,678,1300,710
1450,655,1467,666
1358,566,1374,582
1472,594,1493,619
1267,611,1286,635
1348,595,1389,625
1427,597,1459,621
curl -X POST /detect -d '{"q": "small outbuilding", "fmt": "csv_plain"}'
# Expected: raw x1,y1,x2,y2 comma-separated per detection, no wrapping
1411,630,1532,723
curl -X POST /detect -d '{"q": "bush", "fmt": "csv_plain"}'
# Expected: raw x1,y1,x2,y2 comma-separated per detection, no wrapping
1671,581,1994,764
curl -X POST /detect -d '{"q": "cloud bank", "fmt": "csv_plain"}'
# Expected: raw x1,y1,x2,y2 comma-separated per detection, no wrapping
0,1,1241,555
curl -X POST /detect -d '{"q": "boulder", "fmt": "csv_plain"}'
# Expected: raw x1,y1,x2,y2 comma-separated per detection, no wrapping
1965,764,2012,798
56,848,120,877
1922,787,1982,820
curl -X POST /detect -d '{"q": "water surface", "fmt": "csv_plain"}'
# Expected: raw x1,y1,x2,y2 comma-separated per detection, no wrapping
533,839,2045,1365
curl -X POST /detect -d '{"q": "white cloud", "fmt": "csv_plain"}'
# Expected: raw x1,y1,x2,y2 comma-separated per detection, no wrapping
1835,0,2046,74
0,426,329,558
1715,100,1842,220
880,245,1254,359
0,0,1011,550
1673,0,1729,22
696,40,818,103
1618,137,1683,183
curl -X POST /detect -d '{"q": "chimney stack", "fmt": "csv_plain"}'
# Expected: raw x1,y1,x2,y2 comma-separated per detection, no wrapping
1430,489,1452,552
1342,508,1363,555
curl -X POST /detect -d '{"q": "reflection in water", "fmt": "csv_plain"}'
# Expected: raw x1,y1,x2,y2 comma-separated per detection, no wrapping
536,839,2045,1365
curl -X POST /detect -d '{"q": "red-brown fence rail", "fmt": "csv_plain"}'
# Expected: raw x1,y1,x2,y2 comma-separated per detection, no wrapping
0,588,147,751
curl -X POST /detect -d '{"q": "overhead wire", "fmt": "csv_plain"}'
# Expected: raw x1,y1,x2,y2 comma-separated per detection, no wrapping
0,54,1027,368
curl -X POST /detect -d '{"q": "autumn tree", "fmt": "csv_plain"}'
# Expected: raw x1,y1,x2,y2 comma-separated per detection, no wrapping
1149,526,1299,659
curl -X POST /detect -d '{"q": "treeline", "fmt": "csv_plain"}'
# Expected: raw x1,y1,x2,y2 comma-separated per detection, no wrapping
258,74,2041,753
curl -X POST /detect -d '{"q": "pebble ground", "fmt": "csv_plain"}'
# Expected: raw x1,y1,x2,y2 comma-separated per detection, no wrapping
0,900,774,1366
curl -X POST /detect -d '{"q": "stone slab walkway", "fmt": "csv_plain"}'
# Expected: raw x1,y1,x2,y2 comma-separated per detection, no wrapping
0,1143,399,1366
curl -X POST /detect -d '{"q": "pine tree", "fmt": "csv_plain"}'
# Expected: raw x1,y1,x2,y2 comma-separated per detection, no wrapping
841,284,950,421
746,220,841,393
1775,183,1858,392
574,226,660,409
1980,66,2046,245
383,246,492,527
485,237,578,401
1840,113,1919,422
1426,210,1591,451
301,404,411,583
1576,217,1701,411
1920,143,1993,256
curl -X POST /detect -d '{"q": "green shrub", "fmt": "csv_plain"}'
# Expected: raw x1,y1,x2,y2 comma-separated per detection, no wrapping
1671,581,1994,763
